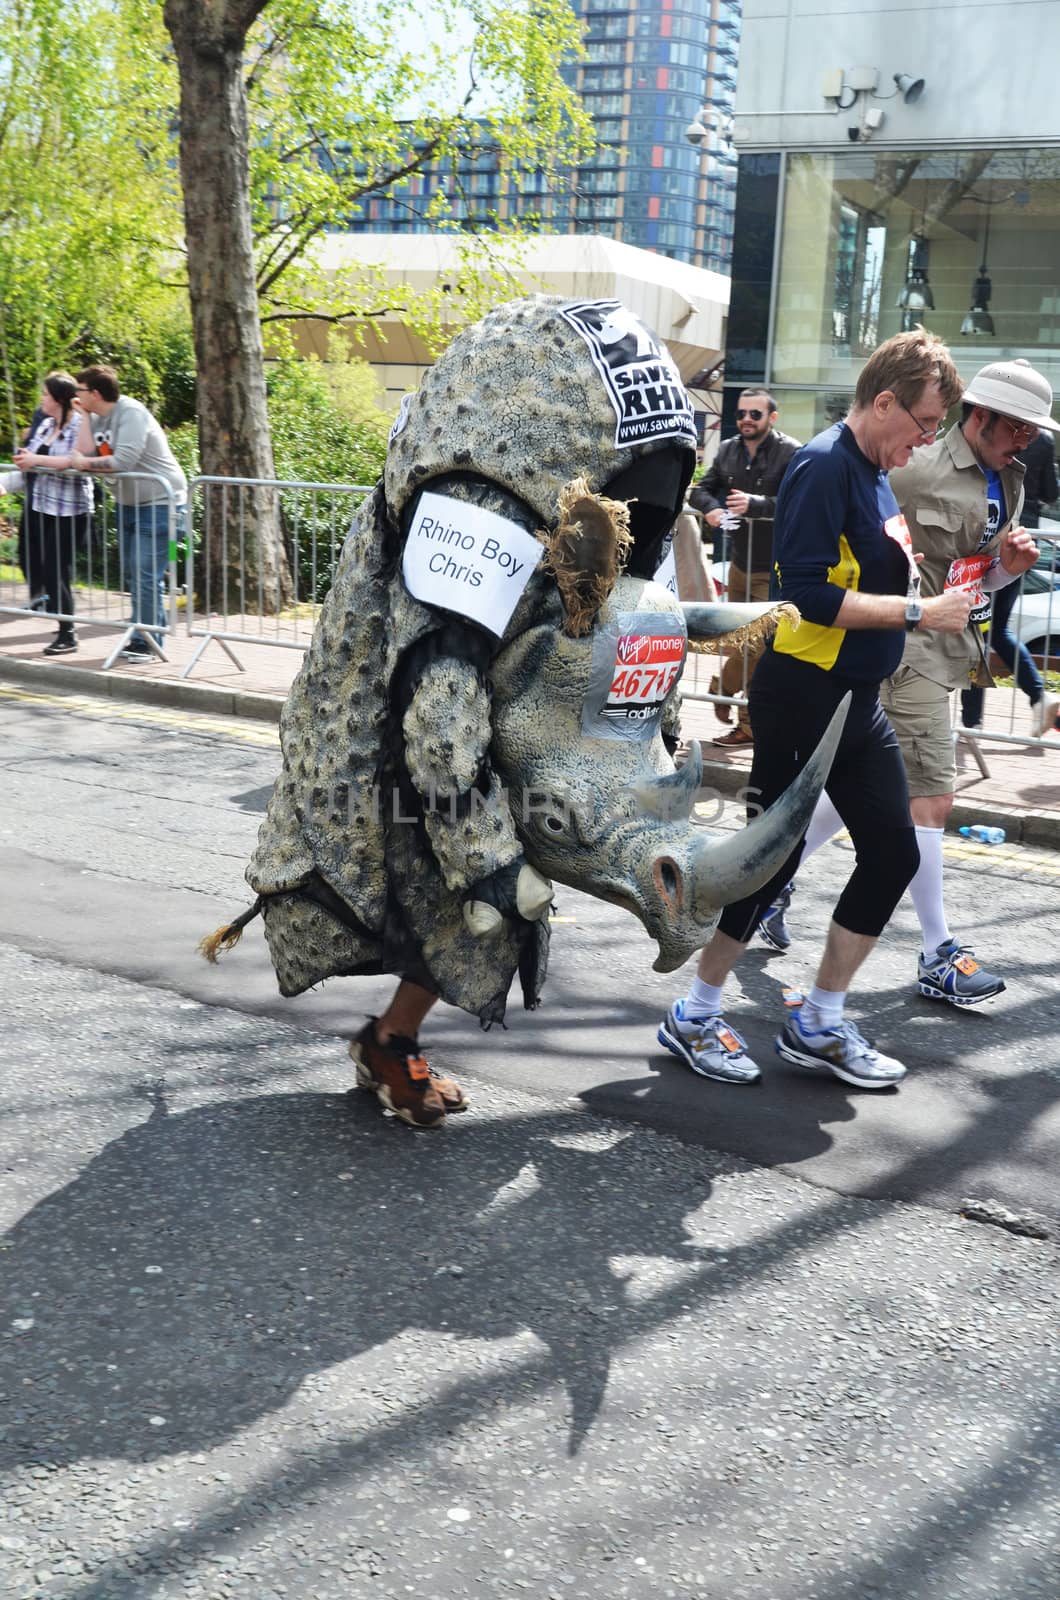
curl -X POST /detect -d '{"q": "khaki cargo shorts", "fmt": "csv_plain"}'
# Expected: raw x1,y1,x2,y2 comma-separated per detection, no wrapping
878,664,956,797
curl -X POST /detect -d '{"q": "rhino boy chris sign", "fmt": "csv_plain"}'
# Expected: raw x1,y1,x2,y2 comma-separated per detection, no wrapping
403,492,542,636
559,299,697,451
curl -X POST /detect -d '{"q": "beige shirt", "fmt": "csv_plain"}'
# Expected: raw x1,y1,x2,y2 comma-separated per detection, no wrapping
671,509,717,603
890,426,1025,689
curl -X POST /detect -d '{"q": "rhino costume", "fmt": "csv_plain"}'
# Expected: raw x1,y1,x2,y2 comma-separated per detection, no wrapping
204,296,840,1035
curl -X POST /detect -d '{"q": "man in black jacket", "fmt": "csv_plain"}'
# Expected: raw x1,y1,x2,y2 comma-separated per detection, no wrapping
689,389,798,744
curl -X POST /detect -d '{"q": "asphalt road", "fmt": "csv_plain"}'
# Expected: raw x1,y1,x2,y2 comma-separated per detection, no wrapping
0,682,1057,1600
0,681,1058,1223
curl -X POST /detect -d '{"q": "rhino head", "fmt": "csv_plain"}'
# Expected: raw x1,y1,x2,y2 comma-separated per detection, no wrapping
490,572,846,973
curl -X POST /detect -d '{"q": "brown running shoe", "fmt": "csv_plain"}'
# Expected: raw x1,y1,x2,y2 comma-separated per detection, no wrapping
349,1021,467,1128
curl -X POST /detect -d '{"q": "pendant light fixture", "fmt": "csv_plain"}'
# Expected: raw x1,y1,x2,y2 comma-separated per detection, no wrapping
960,205,995,336
896,233,934,331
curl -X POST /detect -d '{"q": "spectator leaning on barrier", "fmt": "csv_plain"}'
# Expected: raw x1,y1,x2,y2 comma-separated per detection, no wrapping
688,389,798,745
70,365,188,663
11,372,94,656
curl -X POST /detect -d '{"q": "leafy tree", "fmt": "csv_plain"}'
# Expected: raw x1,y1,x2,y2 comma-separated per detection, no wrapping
0,0,183,439
162,0,591,609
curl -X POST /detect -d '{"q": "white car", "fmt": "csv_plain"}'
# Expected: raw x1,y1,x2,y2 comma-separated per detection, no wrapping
1010,522,1060,659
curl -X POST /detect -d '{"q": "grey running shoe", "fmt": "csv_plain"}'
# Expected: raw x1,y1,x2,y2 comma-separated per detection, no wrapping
658,1001,761,1084
758,881,794,953
774,1013,906,1088
917,938,1005,1007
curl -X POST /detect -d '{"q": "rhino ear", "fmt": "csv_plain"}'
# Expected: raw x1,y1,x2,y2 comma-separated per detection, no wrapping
682,600,799,654
542,476,634,637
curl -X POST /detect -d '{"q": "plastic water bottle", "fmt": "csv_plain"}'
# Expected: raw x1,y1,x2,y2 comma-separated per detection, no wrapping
959,824,1006,845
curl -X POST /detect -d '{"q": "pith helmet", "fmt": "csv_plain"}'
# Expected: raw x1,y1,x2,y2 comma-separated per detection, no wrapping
962,358,1060,434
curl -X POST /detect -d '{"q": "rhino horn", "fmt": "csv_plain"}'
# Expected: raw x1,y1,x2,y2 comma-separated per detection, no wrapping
687,693,850,922
682,600,799,653
634,739,703,820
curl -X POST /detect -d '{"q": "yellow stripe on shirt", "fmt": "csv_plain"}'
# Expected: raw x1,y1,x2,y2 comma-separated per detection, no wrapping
773,534,861,671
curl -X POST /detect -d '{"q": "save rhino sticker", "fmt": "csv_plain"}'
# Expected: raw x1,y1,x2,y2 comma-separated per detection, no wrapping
559,299,697,450
403,491,542,636
583,609,687,741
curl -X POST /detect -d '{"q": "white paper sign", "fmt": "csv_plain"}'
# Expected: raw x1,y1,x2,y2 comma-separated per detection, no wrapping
402,492,542,636
654,533,678,596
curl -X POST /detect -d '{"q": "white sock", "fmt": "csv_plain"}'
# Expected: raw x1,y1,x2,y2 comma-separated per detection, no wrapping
800,792,845,862
800,985,846,1032
686,977,725,1018
907,826,950,956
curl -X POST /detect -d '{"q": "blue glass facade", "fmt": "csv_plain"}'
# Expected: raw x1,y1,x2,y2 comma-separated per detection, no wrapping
336,0,741,274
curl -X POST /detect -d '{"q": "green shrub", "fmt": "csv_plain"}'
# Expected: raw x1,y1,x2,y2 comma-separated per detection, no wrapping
266,358,391,602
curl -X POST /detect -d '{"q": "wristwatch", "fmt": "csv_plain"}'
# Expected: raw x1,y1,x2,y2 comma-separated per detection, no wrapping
904,596,923,632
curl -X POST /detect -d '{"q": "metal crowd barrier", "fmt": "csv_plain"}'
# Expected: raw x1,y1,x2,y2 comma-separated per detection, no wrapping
679,519,1060,754
181,475,371,678
679,517,768,716
0,466,180,669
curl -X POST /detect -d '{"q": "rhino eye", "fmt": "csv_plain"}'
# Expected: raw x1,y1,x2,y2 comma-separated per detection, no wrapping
543,814,566,834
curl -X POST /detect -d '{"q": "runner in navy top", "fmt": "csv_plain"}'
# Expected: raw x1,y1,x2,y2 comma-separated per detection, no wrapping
657,330,972,1090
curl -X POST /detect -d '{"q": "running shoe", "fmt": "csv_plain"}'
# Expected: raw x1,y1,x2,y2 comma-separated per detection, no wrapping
657,1000,761,1084
917,938,1005,1007
774,1012,906,1088
758,881,794,953
1030,694,1060,737
349,1020,467,1128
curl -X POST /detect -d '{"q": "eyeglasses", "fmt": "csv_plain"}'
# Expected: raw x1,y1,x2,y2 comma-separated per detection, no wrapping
992,413,1038,446
898,399,944,442
735,408,765,421
74,386,88,394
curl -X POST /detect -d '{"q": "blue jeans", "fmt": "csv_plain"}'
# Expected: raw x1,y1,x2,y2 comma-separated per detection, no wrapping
119,501,186,642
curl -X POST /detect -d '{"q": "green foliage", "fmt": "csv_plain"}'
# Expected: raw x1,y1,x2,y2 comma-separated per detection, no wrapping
0,0,184,431
266,357,389,486
265,357,389,600
0,0,592,452
245,0,593,349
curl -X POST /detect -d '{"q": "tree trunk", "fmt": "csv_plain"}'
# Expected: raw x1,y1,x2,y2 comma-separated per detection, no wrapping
163,0,293,614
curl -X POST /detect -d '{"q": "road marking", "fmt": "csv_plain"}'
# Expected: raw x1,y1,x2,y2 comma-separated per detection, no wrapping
0,683,280,746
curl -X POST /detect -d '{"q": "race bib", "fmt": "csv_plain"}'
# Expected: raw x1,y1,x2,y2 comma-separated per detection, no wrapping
402,492,542,636
582,609,687,741
883,512,918,583
559,299,697,450
946,552,996,628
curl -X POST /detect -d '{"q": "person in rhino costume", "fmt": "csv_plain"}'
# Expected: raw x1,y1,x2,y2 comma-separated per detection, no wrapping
202,297,829,1130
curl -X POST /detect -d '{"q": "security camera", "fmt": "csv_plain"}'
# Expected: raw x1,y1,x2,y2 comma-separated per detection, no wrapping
847,124,861,141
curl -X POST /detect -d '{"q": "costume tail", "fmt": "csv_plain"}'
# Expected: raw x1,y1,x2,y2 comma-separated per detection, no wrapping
198,897,263,963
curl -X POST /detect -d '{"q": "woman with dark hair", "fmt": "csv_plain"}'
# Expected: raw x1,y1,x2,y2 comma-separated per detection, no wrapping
13,371,93,654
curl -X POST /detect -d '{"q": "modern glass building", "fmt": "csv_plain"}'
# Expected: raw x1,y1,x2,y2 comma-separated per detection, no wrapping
560,0,740,273
726,1,1060,439
340,0,742,277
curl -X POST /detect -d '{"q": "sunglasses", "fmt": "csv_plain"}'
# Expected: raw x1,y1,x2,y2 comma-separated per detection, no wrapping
736,408,765,421
992,412,1038,446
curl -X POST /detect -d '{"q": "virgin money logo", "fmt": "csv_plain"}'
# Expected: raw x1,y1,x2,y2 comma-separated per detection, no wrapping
617,634,651,664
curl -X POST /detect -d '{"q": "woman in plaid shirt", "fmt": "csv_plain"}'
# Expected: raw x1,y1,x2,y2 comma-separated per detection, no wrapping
14,372,93,655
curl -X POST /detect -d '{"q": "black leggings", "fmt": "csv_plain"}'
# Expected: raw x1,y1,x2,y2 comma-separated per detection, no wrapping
38,510,87,635
718,650,920,944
